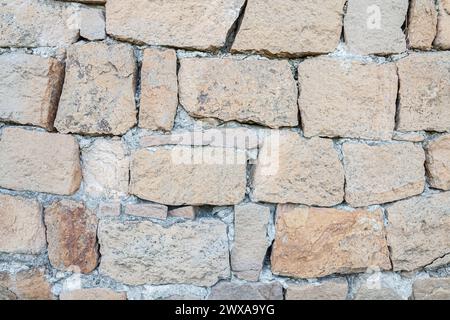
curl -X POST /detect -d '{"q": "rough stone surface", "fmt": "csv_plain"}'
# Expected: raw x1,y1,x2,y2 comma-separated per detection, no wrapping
0,53,64,130
55,42,137,135
98,219,230,286
343,142,425,207
130,147,247,206
408,0,438,50
426,134,450,190
435,0,450,49
397,52,450,132
106,0,245,50
79,7,106,41
298,57,397,140
354,275,405,300
179,58,298,128
392,131,426,142
208,282,283,300
124,203,168,220
60,288,127,300
344,0,409,55
232,0,346,57
386,192,450,271
82,139,129,199
0,286,16,300
0,194,46,254
139,48,178,131
0,127,82,195
413,278,450,300
168,207,196,220
271,205,391,279
252,131,345,206
286,279,348,300
97,202,121,218
0,269,53,300
231,203,271,281
45,200,99,274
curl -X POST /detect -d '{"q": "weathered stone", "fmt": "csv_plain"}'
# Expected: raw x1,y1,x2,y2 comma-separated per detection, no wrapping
0,269,53,300
82,139,129,199
252,131,344,206
45,200,99,274
97,202,121,218
0,194,46,254
106,0,245,50
179,58,298,128
413,278,450,300
79,7,105,41
354,273,407,300
59,0,105,4
344,0,409,55
298,57,397,140
0,53,64,130
434,0,450,49
124,203,168,220
60,288,127,300
0,286,16,300
426,134,450,190
271,205,391,279
0,127,82,195
139,49,178,131
343,142,425,207
386,192,450,271
392,131,426,142
130,147,247,206
286,279,348,300
168,207,196,220
231,203,271,281
208,282,283,300
408,0,438,50
98,219,230,286
397,52,450,132
55,42,137,135
232,0,346,57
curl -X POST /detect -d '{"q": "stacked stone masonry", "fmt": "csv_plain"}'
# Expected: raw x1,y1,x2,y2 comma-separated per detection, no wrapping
0,0,449,300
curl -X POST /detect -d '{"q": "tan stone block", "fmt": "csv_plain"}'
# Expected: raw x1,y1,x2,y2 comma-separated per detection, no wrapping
286,279,348,300
79,7,105,41
208,282,283,300
413,278,450,300
0,269,54,300
168,207,196,220
354,274,406,300
426,134,450,190
60,288,127,300
124,203,168,220
435,0,450,49
97,202,121,218
408,0,438,50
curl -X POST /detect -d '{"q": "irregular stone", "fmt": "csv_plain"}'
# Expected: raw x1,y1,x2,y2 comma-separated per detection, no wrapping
286,279,348,300
60,288,127,300
434,0,450,49
139,48,178,131
55,42,137,135
252,131,344,206
426,134,450,191
413,278,450,300
179,58,298,128
271,205,391,279
82,139,129,199
425,254,450,270
168,207,196,220
343,142,425,207
79,7,105,41
0,269,53,300
386,192,450,271
97,202,121,218
98,219,230,286
408,0,438,50
298,57,397,140
128,284,207,300
45,200,99,274
392,131,426,142
0,53,64,130
232,0,346,57
396,52,450,132
0,127,82,195
130,147,246,206
0,286,16,300
106,0,245,50
124,203,168,220
0,194,46,254
354,273,407,300
344,0,409,55
208,282,283,300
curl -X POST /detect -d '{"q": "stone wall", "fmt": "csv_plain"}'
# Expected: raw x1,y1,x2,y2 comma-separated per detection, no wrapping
0,0,449,300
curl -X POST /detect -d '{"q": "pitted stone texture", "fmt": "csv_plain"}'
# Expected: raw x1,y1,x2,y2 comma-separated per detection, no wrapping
60,288,127,300
45,200,99,274
408,0,438,50
232,0,346,57
286,279,348,300
106,0,245,50
298,57,397,140
79,7,105,41
0,194,46,254
82,139,129,199
139,49,178,131
271,205,391,279
124,203,168,220
386,193,450,271
55,42,137,136
130,147,247,206
435,0,450,49
179,58,298,128
397,52,450,132
231,203,271,281
413,278,450,300
344,0,408,55
252,131,344,206
209,282,283,300
0,127,82,195
0,269,53,300
343,142,425,207
98,219,230,286
0,53,64,130
426,135,450,190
